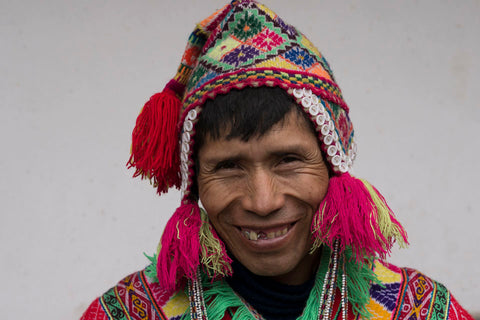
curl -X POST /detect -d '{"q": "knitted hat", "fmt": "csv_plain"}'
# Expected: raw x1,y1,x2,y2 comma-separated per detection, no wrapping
128,0,407,293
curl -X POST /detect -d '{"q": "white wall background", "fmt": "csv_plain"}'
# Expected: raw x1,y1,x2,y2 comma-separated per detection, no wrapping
1,0,479,318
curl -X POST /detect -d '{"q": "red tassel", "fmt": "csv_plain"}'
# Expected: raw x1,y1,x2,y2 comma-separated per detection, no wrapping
127,85,181,194
157,202,201,293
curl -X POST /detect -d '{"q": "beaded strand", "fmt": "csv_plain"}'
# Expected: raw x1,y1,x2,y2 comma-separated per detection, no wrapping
321,240,340,320
341,259,348,320
188,267,209,320
189,241,347,320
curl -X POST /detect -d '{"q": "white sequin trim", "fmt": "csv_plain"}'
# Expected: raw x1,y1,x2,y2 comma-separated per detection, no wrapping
293,88,355,173
180,108,198,197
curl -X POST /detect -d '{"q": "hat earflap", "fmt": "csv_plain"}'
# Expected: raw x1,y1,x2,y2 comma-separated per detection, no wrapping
156,201,202,293
127,80,182,194
311,173,408,262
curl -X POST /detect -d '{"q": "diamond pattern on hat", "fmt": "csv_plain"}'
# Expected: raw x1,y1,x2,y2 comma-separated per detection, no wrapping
222,44,261,67
284,47,316,70
232,10,263,41
251,28,285,51
206,37,243,61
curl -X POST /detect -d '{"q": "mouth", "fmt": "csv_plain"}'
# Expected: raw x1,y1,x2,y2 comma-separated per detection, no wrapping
240,223,293,241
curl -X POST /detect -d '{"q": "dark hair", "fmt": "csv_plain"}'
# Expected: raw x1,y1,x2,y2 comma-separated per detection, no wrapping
194,86,314,149
190,86,321,198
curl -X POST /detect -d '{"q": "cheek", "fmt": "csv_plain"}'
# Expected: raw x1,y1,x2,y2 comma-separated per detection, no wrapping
198,178,241,222
310,176,329,203
280,172,329,208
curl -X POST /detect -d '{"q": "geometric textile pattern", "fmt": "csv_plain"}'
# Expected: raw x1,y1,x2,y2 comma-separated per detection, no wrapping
370,283,402,312
80,269,189,320
394,268,453,320
361,260,475,320
364,259,404,320
395,268,443,320
80,263,475,320
80,299,108,320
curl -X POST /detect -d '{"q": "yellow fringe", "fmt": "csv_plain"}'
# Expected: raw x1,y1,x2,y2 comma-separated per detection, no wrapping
360,180,408,249
199,209,232,278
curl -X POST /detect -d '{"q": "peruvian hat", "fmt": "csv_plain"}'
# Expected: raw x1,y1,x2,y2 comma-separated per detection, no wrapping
128,0,408,293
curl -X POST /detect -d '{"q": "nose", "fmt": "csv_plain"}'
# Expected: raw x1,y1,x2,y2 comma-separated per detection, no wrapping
241,169,284,216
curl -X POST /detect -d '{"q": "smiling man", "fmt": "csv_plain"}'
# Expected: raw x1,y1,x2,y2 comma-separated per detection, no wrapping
81,1,474,319
196,88,329,287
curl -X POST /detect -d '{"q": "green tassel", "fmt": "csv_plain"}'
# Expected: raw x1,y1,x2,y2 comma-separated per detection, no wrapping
143,252,159,283
300,247,331,320
338,249,379,319
180,273,255,320
204,279,256,320
360,180,408,250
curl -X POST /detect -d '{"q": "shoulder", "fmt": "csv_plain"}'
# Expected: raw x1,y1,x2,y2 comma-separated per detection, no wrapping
363,259,473,320
80,268,189,320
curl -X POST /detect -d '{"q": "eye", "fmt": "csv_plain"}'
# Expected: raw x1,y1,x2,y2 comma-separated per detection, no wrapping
215,160,239,171
279,155,301,164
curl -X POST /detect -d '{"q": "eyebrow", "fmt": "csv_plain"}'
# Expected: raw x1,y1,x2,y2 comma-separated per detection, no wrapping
201,144,313,165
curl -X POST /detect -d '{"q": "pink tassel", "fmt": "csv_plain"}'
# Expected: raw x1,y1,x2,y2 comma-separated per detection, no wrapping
157,202,201,293
312,173,408,262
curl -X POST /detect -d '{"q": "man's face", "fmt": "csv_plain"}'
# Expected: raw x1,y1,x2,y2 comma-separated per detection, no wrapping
197,109,329,285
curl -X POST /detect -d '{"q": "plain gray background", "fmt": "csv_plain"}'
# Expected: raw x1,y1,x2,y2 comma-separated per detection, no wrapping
1,0,479,318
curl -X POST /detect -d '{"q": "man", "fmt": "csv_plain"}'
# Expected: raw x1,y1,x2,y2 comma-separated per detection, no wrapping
81,1,474,319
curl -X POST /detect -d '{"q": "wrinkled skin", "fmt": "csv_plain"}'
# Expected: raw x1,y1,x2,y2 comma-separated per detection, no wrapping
197,110,330,285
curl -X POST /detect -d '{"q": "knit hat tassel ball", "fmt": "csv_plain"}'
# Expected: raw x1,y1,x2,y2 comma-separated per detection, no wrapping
127,0,408,293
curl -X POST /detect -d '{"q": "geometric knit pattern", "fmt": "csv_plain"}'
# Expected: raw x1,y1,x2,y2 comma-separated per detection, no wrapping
364,260,404,320
394,268,451,320
361,260,474,320
80,269,188,320
370,282,401,312
81,260,475,320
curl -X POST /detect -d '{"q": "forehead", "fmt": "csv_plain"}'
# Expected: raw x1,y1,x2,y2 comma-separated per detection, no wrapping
197,110,319,159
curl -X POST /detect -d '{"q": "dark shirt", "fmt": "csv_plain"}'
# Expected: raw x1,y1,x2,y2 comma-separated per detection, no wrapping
226,258,315,320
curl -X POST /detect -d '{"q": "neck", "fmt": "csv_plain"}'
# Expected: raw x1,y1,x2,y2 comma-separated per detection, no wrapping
268,249,321,285
226,256,319,320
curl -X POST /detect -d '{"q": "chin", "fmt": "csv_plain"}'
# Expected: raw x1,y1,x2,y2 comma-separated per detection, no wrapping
234,249,318,285
246,260,294,277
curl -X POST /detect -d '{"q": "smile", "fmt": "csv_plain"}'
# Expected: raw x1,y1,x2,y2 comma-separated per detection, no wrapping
240,224,292,241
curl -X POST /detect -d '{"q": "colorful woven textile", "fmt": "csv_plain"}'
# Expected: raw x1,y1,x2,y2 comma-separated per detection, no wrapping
361,260,473,320
80,270,188,320
80,260,474,320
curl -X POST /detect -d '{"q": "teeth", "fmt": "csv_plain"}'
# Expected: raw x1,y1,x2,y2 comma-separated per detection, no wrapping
243,227,288,241
275,228,287,237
